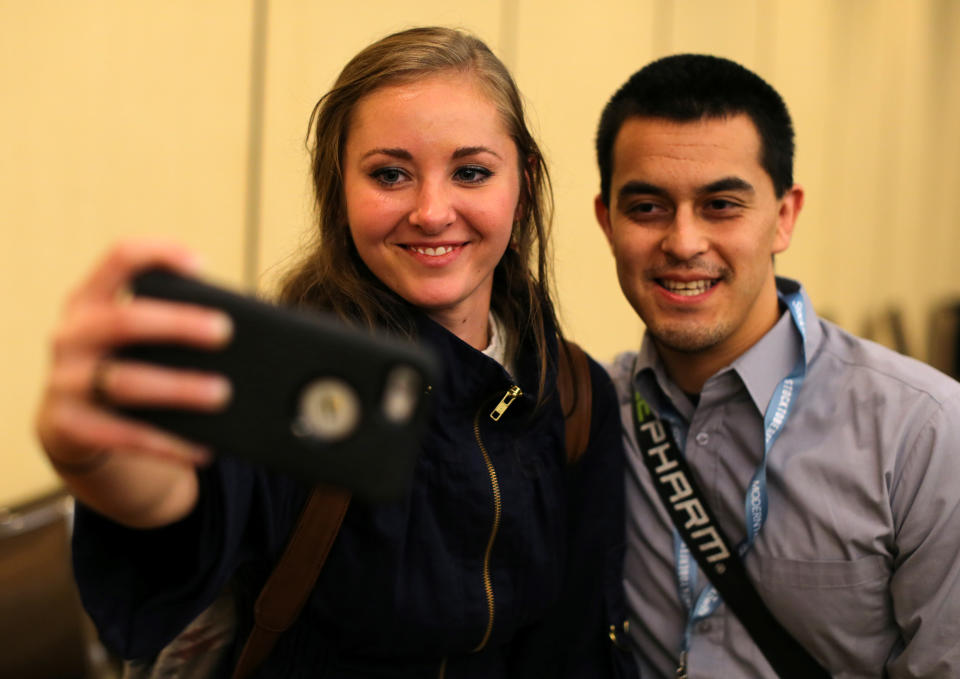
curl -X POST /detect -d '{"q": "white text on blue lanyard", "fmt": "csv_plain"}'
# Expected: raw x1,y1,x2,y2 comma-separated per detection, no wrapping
675,287,809,652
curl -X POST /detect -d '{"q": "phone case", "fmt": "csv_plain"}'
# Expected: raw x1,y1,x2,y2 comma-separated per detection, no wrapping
112,269,439,501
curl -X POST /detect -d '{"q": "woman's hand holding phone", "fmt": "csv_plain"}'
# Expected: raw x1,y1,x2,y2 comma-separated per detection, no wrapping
34,238,233,527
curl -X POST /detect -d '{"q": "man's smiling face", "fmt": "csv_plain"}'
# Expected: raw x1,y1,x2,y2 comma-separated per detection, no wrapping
595,114,802,363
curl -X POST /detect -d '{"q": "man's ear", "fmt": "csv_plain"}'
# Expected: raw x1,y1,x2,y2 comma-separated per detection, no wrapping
594,194,615,250
772,184,804,255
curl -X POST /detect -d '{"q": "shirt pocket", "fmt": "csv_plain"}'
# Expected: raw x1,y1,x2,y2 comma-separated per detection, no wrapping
751,554,893,673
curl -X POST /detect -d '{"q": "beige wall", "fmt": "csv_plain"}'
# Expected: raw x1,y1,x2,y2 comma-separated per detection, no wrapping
3,0,959,505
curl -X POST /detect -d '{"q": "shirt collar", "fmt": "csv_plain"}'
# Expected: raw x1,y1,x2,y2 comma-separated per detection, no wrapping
730,277,823,415
733,301,800,415
631,333,698,419
481,311,513,377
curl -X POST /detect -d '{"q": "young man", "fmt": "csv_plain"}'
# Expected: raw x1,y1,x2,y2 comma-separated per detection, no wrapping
595,54,960,678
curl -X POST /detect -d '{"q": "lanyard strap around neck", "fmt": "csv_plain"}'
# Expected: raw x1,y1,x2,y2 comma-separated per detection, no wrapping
684,289,809,620
633,288,825,677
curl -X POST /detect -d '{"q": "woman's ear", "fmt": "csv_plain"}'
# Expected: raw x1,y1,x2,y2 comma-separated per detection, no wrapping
510,156,537,249
509,219,521,250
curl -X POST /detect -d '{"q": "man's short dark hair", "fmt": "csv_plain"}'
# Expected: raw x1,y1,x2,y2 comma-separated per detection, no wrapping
595,54,795,204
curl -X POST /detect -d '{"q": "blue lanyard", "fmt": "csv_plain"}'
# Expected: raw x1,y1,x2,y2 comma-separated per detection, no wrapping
667,288,810,657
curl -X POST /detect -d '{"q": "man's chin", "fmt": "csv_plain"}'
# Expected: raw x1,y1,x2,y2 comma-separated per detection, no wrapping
649,324,726,355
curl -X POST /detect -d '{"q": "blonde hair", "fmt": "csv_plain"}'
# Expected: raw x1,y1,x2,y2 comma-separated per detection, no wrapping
278,26,560,400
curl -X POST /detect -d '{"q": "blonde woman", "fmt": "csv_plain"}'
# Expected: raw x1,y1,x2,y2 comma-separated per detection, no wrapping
36,27,635,678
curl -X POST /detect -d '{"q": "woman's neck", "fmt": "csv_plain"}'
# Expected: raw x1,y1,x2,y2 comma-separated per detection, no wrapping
427,307,491,351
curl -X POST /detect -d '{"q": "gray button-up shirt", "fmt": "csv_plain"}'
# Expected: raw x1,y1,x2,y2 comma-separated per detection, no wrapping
608,278,960,678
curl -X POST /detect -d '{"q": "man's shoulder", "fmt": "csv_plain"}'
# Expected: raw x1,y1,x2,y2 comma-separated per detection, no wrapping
814,319,960,406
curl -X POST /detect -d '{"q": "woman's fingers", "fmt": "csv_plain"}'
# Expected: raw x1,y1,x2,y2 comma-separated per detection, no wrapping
37,397,212,468
68,238,204,307
37,237,229,474
48,356,231,411
96,360,232,410
54,297,233,357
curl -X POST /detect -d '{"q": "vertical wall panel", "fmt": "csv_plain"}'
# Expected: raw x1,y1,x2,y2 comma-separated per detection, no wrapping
512,0,655,361
817,2,889,334
880,0,937,354
771,0,835,315
919,0,960,360
774,0,960,356
0,2,253,504
661,0,762,67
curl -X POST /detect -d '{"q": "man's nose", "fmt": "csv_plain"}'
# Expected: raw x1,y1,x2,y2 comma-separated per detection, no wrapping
661,207,708,260
409,180,455,234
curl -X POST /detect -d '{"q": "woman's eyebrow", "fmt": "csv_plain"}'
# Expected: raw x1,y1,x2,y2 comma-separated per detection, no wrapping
360,146,502,161
361,147,412,161
453,146,502,160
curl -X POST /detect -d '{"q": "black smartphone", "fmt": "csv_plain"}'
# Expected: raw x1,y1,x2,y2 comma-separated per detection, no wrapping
112,269,439,502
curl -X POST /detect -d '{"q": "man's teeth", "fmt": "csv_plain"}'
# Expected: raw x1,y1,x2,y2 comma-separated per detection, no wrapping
661,279,714,296
411,245,454,256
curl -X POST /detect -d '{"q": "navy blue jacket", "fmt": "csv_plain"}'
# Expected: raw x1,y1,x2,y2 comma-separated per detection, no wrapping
74,315,636,678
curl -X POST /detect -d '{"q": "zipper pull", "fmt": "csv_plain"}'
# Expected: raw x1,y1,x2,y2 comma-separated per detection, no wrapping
490,385,522,421
676,650,688,679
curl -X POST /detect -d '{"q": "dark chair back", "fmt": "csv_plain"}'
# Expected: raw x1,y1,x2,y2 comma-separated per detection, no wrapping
928,301,960,380
0,488,98,679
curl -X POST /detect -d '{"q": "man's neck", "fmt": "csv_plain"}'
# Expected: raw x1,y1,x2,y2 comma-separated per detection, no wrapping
654,289,785,394
656,343,740,394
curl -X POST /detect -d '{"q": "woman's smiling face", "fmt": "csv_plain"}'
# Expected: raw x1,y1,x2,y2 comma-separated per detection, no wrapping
342,72,521,346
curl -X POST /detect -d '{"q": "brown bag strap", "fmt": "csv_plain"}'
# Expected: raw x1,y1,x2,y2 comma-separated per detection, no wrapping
231,485,351,679
233,338,592,678
557,339,593,463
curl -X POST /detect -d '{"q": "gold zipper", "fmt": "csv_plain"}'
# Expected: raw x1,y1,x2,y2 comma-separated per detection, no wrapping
676,650,688,679
471,384,521,652
489,385,521,421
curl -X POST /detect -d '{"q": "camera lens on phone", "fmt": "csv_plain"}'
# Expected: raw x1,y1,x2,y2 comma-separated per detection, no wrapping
293,377,361,442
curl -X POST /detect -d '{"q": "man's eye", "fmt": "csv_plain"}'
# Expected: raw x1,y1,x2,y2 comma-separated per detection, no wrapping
706,198,738,211
454,165,492,183
371,168,406,185
627,202,661,215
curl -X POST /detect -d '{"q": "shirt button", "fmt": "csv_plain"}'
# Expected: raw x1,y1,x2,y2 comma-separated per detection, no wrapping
695,432,709,445
697,620,713,633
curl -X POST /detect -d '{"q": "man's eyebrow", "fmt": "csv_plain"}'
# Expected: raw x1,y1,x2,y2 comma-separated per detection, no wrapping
361,147,412,161
701,176,755,194
616,181,669,203
452,145,502,160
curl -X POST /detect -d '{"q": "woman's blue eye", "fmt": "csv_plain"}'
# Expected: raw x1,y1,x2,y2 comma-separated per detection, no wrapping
372,168,405,185
454,166,492,183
